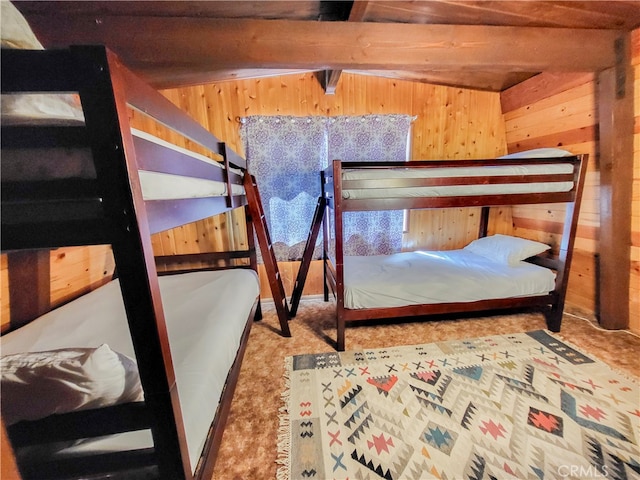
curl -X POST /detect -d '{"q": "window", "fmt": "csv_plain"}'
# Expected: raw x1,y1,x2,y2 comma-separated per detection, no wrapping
241,114,413,261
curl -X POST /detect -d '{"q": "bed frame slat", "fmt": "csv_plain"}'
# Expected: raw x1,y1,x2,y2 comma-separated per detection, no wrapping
18,448,158,480
1,219,112,250
132,135,226,181
1,126,88,148
145,197,236,234
7,402,151,447
0,49,77,93
343,172,575,189
89,45,233,171
340,191,578,211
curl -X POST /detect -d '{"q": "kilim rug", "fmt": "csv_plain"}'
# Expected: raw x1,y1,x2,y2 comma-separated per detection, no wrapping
277,330,640,480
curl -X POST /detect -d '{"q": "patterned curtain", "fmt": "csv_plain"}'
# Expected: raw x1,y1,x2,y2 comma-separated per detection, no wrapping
241,114,413,261
240,116,327,261
328,114,412,255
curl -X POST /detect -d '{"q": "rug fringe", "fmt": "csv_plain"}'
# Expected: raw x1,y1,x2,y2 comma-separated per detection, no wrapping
276,355,292,480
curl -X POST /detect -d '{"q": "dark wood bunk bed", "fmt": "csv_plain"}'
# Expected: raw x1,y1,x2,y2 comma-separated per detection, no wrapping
1,45,260,479
322,154,588,351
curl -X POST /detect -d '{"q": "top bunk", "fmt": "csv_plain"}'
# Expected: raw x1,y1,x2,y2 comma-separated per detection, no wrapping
323,150,587,212
1,45,248,251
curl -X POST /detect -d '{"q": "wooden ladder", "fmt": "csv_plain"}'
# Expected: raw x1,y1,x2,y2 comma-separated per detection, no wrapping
243,174,291,337
290,196,326,317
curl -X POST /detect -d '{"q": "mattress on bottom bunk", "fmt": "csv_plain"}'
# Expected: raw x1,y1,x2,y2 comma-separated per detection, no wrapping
1,268,260,472
343,250,556,309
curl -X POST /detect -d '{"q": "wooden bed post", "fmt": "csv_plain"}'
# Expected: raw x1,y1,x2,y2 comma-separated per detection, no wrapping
74,46,191,479
478,206,490,238
332,160,347,351
321,170,330,302
597,33,634,330
245,204,262,321
545,154,589,331
1,420,21,480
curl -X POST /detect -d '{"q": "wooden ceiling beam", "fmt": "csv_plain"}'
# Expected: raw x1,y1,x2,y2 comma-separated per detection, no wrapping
322,0,371,95
28,16,621,88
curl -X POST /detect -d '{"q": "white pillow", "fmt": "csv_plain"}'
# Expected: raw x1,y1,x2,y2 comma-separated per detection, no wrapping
463,234,550,266
499,148,573,159
1,344,144,425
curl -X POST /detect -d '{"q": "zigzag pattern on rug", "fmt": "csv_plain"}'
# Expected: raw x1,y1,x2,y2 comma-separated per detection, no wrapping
278,330,640,480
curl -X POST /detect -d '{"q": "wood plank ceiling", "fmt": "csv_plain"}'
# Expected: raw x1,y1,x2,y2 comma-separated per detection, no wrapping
12,1,640,92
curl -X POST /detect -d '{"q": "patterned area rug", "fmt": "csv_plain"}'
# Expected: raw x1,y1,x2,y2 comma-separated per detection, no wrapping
277,330,640,480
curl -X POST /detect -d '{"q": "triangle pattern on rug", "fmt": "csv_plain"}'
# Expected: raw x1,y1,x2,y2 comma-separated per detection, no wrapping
280,331,640,480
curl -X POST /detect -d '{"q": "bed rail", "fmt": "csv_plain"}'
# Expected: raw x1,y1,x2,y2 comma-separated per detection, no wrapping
323,156,586,212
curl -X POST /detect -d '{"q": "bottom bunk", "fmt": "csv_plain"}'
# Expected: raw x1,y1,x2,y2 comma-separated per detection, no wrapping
1,268,260,480
321,152,588,351
325,234,572,351
342,241,556,310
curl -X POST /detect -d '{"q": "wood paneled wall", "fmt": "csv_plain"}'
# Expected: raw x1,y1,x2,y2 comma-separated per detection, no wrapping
157,73,508,164
501,73,599,317
154,73,510,297
1,73,507,330
12,66,631,330
500,31,640,333
1,245,114,333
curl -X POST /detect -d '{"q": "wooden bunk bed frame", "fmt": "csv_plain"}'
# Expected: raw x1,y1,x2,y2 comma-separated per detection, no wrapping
322,156,588,351
1,45,264,480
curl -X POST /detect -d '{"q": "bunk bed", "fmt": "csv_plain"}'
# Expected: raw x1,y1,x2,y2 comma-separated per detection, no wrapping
1,45,261,480
322,151,588,351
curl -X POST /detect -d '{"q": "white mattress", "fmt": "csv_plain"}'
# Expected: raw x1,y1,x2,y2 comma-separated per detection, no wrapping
341,163,574,199
138,169,245,200
1,269,260,472
343,250,555,309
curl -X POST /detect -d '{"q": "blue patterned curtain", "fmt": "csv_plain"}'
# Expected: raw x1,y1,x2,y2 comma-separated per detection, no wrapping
328,115,412,255
241,114,412,261
240,116,327,261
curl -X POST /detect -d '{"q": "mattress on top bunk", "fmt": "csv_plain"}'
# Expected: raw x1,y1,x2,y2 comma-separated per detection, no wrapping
340,149,576,199
1,268,260,471
343,250,556,310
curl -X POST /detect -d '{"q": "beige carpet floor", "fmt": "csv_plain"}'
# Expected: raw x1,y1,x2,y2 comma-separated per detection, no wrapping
211,298,640,480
